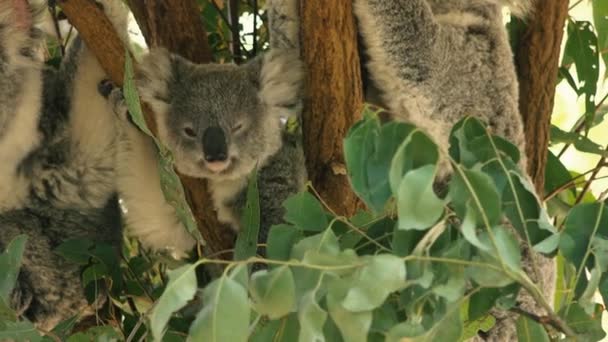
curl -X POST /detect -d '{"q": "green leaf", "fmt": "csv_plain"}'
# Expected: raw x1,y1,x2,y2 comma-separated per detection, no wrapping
249,315,300,342
298,292,328,342
394,164,444,231
0,235,27,301
291,229,340,261
501,168,556,250
0,321,41,342
560,303,606,342
450,168,502,229
250,266,296,319
593,0,608,78
283,191,329,232
467,227,521,288
266,224,302,262
562,21,600,128
560,203,608,270
344,111,416,212
550,125,605,156
389,131,439,197
544,151,574,197
342,254,406,311
149,264,198,340
54,238,94,265
234,168,261,261
387,307,462,342
515,316,550,342
189,276,250,342
326,279,372,342
66,326,120,342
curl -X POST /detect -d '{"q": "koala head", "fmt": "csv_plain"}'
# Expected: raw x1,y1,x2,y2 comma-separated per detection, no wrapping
136,48,304,181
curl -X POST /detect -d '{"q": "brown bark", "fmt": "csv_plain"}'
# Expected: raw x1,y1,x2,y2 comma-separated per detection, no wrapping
300,1,365,216
58,0,235,258
126,0,212,64
515,1,569,195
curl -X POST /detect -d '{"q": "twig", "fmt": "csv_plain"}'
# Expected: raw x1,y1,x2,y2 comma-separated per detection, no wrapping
510,306,564,334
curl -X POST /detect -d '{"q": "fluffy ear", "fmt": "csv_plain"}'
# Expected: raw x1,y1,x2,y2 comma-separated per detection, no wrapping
0,0,44,68
258,49,305,119
136,48,173,115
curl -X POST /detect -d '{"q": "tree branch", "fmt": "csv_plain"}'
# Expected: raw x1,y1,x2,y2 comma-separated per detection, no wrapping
300,1,365,216
58,0,235,258
515,0,570,195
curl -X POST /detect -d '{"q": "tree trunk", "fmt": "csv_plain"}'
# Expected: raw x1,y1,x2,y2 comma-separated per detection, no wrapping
300,1,365,216
127,0,213,64
59,0,235,258
515,0,569,195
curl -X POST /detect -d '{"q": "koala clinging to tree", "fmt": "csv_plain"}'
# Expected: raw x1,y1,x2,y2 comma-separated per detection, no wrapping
112,0,305,253
0,0,131,329
354,1,551,341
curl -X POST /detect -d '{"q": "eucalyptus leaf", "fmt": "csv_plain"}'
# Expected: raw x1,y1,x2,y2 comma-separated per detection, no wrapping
560,203,608,270
515,316,550,342
0,235,27,301
395,164,444,231
342,254,406,312
298,291,328,342
283,191,329,232
250,266,296,319
188,276,250,342
593,0,608,78
562,21,600,128
234,168,261,261
326,280,372,342
0,321,41,342
266,224,302,262
149,264,198,340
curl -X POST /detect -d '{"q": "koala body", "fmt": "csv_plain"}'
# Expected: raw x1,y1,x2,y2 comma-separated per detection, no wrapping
0,0,129,329
354,1,554,341
124,0,305,252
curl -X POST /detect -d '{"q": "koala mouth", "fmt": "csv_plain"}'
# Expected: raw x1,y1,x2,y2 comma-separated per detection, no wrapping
204,159,232,173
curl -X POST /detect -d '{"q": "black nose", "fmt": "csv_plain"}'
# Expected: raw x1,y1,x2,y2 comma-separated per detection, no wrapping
202,126,228,162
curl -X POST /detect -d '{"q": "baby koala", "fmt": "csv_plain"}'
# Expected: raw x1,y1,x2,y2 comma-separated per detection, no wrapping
108,51,305,256
142,48,305,237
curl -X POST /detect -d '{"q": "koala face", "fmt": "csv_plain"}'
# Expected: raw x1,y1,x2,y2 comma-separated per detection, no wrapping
137,49,303,181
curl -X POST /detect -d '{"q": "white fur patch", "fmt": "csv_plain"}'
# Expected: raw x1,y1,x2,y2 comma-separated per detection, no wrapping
435,12,487,27
116,122,196,256
0,67,43,210
209,177,249,230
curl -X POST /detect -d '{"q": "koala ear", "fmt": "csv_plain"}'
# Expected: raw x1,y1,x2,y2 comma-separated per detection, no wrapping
0,0,44,68
136,48,173,115
258,49,305,119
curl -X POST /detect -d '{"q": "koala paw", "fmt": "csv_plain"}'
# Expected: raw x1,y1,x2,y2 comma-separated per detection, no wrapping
97,79,115,98
109,89,130,123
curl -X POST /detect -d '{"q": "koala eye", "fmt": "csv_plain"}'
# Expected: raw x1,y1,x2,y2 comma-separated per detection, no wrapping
232,122,246,134
183,126,197,138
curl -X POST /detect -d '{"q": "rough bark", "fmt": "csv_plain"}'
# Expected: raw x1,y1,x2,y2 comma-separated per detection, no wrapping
515,1,569,195
59,0,235,258
300,1,365,216
126,0,213,63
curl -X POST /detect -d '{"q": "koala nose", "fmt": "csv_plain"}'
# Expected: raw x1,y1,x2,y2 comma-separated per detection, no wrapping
202,126,228,162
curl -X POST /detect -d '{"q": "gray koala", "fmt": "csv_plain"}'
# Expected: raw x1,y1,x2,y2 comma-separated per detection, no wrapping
0,0,130,330
117,0,306,252
353,1,554,341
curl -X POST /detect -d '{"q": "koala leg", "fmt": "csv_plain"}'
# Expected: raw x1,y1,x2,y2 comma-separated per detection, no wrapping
101,83,196,257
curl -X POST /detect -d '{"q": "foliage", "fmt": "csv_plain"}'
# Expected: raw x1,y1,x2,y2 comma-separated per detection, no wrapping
3,108,608,341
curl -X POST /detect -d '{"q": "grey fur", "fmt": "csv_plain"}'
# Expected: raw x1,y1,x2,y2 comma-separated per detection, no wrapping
354,1,552,341
134,0,305,250
0,0,128,329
